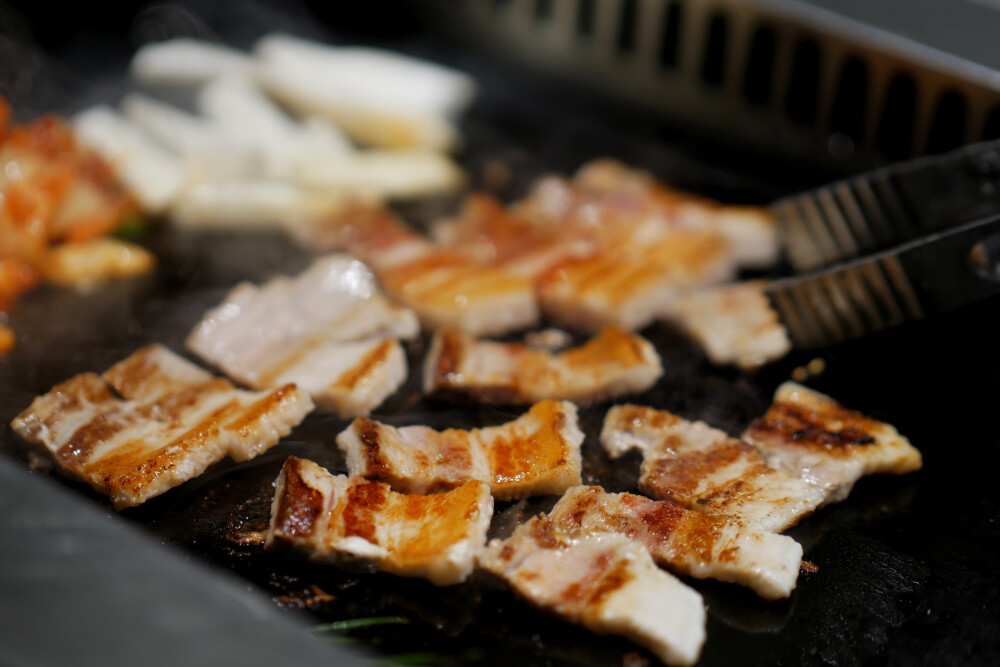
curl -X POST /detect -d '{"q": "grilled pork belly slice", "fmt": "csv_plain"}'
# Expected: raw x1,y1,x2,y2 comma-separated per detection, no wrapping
547,486,802,600
435,191,738,332
10,345,313,509
302,206,539,336
423,327,662,405
187,254,418,417
479,516,706,666
572,159,779,268
667,281,791,370
267,457,492,586
376,247,539,336
601,405,826,532
536,231,734,332
337,400,583,500
742,382,922,502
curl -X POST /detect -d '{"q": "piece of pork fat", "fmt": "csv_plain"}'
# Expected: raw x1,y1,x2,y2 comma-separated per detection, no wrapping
187,254,418,417
742,382,922,502
601,405,826,532
547,486,802,600
535,230,735,332
423,326,662,405
336,400,583,500
666,280,791,370
479,516,706,666
433,191,737,332
571,159,779,269
298,205,539,336
10,345,313,509
267,457,493,586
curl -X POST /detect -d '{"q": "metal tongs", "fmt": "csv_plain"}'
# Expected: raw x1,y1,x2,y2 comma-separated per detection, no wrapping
766,140,1000,349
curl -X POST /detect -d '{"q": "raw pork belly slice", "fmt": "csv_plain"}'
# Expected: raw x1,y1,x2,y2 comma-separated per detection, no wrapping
423,326,662,405
336,400,583,500
479,516,706,666
302,206,538,336
742,382,922,502
10,344,313,509
267,457,493,586
547,486,802,600
187,254,419,417
667,280,791,370
601,405,826,532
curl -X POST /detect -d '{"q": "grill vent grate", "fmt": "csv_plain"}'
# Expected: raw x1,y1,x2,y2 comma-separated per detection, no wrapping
448,0,1000,166
659,1,683,68
700,12,728,87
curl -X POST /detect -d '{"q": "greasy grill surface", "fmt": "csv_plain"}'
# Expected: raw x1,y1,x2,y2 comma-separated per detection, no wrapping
2,13,1000,667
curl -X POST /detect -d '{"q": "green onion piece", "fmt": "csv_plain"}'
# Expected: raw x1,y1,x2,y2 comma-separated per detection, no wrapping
309,616,410,633
113,215,148,241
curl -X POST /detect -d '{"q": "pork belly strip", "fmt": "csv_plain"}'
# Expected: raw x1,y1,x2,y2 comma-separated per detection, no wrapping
601,405,826,532
423,327,662,405
436,160,778,273
434,191,737,332
535,230,734,332
548,486,802,600
10,344,313,509
479,516,706,666
299,206,539,336
267,457,493,586
742,382,922,502
336,400,583,500
666,280,791,370
571,159,779,268
186,254,418,417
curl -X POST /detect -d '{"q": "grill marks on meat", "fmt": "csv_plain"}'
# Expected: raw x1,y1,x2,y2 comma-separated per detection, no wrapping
742,382,922,502
601,405,827,532
10,345,313,508
535,231,734,332
303,159,776,336
187,254,419,417
303,205,539,336
423,326,662,405
337,400,583,500
479,515,706,666
546,486,802,599
602,389,922,532
435,164,746,332
668,280,791,370
268,457,493,586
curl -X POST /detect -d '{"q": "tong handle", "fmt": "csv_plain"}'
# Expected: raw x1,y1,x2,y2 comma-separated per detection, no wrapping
766,215,1000,349
772,139,1000,272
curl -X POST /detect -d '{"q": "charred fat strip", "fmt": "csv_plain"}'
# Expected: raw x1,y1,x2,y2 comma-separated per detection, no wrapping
10,345,313,509
423,327,662,405
742,382,922,502
267,457,492,586
337,400,583,500
479,517,706,666
547,486,802,600
187,255,418,417
601,405,826,532
667,281,791,370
